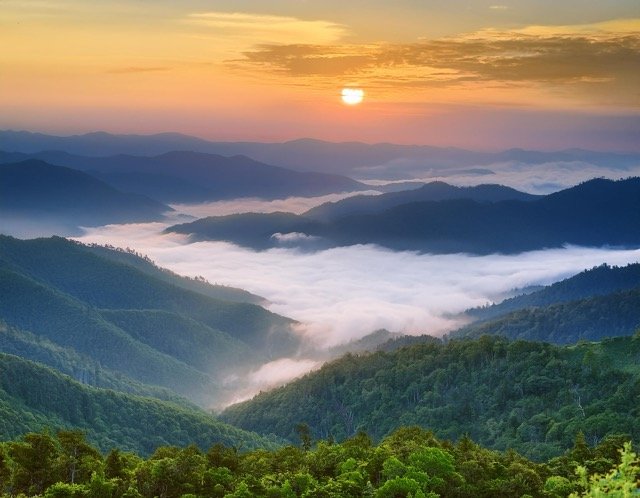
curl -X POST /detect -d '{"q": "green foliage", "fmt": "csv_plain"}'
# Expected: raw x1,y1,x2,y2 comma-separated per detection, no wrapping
467,263,640,322
0,235,297,404
569,442,640,497
456,287,640,344
0,354,282,455
222,336,640,460
1,428,634,497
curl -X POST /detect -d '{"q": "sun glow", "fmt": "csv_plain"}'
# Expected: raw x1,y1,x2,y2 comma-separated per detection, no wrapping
341,87,364,105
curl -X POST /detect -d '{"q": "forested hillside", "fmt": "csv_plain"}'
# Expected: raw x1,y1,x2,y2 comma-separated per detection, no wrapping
0,236,298,405
0,354,281,455
222,336,640,461
84,244,265,305
453,287,640,343
466,263,640,322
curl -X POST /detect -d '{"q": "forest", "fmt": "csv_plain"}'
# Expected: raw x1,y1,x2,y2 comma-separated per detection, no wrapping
0,426,637,497
222,335,640,462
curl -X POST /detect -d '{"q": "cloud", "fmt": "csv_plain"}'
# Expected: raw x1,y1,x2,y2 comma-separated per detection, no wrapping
186,11,347,46
356,160,640,194
76,221,640,349
219,358,321,407
235,19,640,105
170,190,382,218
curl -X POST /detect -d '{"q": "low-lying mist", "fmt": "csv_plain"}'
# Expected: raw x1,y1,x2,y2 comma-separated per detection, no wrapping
358,160,640,194
75,204,640,407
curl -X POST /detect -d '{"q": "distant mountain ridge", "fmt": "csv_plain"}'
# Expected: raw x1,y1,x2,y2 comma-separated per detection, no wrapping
167,177,640,254
304,181,540,221
0,159,171,234
0,149,367,203
2,130,638,177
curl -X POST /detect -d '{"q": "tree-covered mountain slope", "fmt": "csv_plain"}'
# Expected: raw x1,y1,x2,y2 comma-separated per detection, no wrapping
452,287,640,344
0,235,299,404
0,353,281,455
466,263,640,322
0,320,190,404
0,160,170,233
84,243,265,305
168,178,640,253
221,335,640,461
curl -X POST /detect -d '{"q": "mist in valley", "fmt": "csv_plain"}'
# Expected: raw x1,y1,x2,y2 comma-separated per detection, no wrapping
74,194,640,407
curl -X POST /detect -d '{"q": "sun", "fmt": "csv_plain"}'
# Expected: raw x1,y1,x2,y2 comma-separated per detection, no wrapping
341,87,364,105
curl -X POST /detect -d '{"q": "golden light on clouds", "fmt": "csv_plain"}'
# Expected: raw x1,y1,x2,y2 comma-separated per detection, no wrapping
186,11,347,46
341,88,364,105
0,1,638,149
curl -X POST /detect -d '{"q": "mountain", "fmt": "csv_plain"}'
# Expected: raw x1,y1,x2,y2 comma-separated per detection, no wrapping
466,263,640,322
0,150,367,203
0,235,298,404
452,287,640,344
2,130,638,177
83,244,265,305
0,160,171,235
167,178,640,253
304,181,539,222
168,212,323,250
0,320,190,404
221,335,640,460
0,353,281,455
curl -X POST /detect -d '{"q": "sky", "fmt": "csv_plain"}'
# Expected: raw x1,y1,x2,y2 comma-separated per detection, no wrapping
1,0,639,150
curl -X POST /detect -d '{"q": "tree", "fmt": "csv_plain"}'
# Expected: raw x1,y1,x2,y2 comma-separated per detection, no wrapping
570,442,639,497
9,431,60,495
295,423,312,452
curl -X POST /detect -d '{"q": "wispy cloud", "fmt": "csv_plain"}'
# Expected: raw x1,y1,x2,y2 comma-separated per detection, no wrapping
186,11,347,46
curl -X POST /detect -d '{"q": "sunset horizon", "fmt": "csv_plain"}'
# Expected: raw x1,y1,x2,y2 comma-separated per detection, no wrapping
2,1,639,151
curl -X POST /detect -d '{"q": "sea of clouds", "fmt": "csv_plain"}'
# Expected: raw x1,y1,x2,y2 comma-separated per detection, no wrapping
74,191,640,405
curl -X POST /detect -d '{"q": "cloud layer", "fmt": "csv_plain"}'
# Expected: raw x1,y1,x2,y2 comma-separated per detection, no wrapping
77,222,640,348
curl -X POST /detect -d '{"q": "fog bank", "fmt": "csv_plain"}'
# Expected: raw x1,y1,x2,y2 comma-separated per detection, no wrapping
77,224,640,348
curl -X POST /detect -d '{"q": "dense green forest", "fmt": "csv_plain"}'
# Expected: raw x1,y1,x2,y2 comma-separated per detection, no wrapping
0,426,637,497
466,263,640,322
0,353,280,455
222,336,640,462
0,235,298,405
453,287,640,344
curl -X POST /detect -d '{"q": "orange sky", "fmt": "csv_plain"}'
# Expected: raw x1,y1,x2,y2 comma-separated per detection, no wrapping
1,1,639,150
